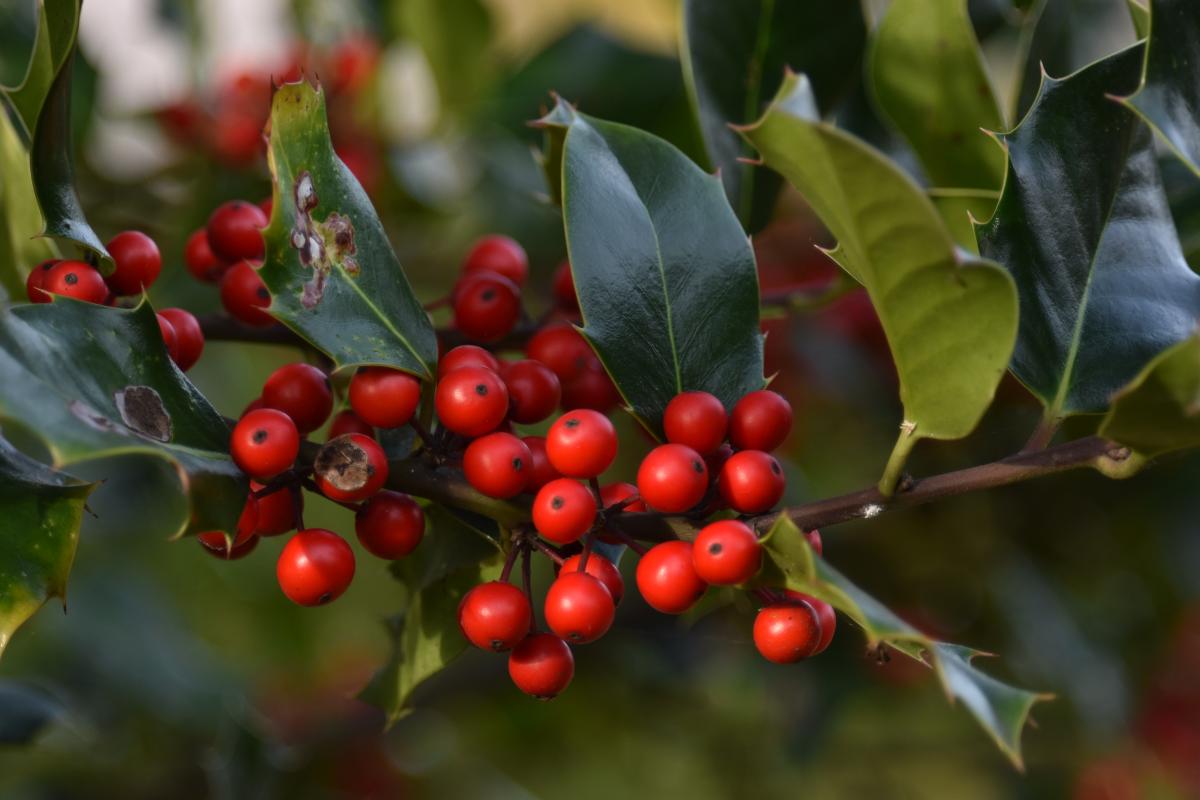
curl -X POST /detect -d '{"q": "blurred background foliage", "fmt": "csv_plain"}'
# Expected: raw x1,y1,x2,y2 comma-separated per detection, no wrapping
1,0,1198,797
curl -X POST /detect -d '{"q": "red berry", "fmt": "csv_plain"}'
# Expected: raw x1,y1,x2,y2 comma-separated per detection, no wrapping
729,390,792,452
438,344,500,378
636,444,709,513
349,367,421,428
220,260,273,326
156,313,179,362
241,396,265,417
544,571,615,644
43,261,108,303
199,531,259,560
704,442,734,477
452,270,521,342
560,363,622,413
785,590,836,654
599,481,645,512
463,234,528,286
355,491,425,559
526,324,591,383
276,528,356,606
458,581,531,651
158,307,205,371
636,540,706,614
263,362,332,433
561,553,624,605
463,432,532,499
252,482,300,537
509,633,574,699
184,228,224,282
551,260,578,311
434,366,509,437
207,200,267,262
315,433,388,502
546,409,617,478
718,450,785,513
532,478,596,544
25,259,60,303
692,520,761,585
663,391,727,455
105,231,161,295
753,599,821,663
502,359,561,424
258,196,273,218
329,409,375,439
805,529,823,556
231,408,299,479
197,495,259,557
521,436,560,491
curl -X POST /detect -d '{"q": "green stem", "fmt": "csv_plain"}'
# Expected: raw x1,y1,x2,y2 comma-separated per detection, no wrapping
878,424,918,497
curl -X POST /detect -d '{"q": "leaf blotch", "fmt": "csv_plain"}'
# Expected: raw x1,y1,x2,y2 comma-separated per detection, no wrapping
113,386,173,442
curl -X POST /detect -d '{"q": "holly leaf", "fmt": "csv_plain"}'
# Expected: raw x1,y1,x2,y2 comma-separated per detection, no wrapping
260,80,437,380
538,100,765,436
977,44,1200,418
0,109,58,300
0,300,246,536
758,515,1050,769
681,0,866,230
739,74,1017,454
0,438,91,658
0,0,78,139
1117,0,1200,177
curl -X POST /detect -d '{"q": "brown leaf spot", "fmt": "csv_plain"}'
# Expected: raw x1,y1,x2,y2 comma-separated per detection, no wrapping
113,386,173,442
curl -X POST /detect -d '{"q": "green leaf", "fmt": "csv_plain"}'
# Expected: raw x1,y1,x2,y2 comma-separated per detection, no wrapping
0,109,58,299
539,101,765,436
1099,332,1200,462
260,80,437,380
0,300,246,536
740,74,1017,448
0,438,91,658
0,0,78,139
977,44,1200,417
869,0,1006,193
681,0,866,230
759,515,1049,769
1126,0,1150,38
929,188,1001,254
393,0,493,115
1117,0,1200,177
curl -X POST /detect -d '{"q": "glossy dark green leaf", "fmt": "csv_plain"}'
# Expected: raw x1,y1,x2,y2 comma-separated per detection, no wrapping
0,110,58,300
0,438,91,658
681,0,866,230
260,81,437,380
977,44,1200,417
0,300,246,536
759,516,1049,769
0,0,77,139
539,100,765,436
740,74,1017,459
1118,0,1200,176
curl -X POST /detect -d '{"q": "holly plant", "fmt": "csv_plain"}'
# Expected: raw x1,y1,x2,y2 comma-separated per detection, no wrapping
2,0,1198,774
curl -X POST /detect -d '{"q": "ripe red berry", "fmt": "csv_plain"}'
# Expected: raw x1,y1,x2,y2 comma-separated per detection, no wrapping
464,432,532,499
158,308,205,371
24,259,59,303
315,433,388,502
560,363,622,413
729,390,793,452
329,409,375,439
231,408,299,479
785,590,836,654
463,234,528,286
251,482,300,537
458,581,531,651
156,313,179,362
43,261,108,303
355,491,425,559
452,270,521,342
220,260,273,326
718,450,785,513
636,540,707,614
636,444,709,513
532,478,596,544
207,200,267,262
348,367,421,428
509,634,574,699
546,409,617,478
551,260,578,311
105,230,162,295
184,228,225,282
521,436,560,491
753,599,821,663
199,531,259,559
434,366,509,437
197,496,259,558
544,571,615,644
502,359,561,424
276,528,356,606
692,520,761,585
561,553,624,605
438,344,500,378
599,481,645,512
526,324,592,383
805,529,823,556
663,391,727,455
263,362,332,434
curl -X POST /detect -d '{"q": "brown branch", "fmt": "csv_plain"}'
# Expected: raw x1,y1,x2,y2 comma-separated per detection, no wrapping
197,313,309,348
